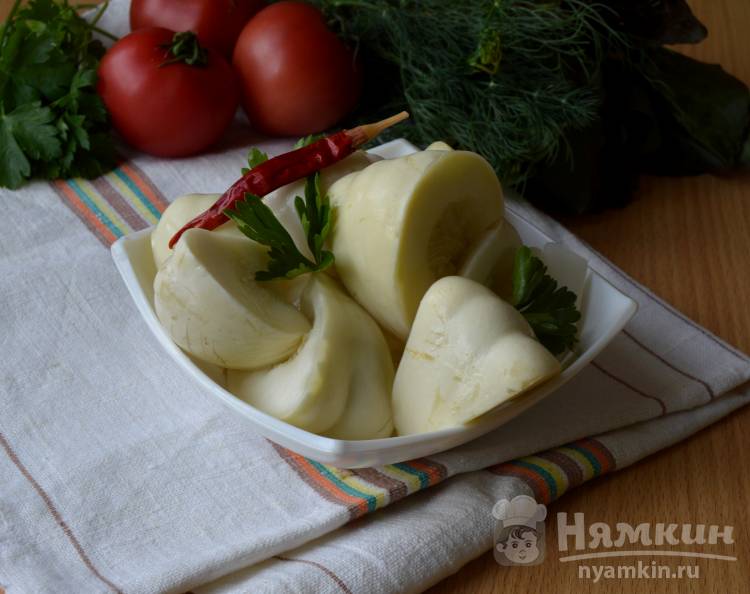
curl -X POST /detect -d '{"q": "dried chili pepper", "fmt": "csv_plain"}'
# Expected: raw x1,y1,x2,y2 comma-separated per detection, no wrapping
168,111,410,248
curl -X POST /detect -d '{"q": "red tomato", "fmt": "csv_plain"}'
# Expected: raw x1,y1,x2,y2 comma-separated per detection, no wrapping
130,0,265,57
97,28,239,158
232,1,362,136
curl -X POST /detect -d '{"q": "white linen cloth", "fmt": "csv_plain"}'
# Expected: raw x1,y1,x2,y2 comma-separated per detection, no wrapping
1,2,749,592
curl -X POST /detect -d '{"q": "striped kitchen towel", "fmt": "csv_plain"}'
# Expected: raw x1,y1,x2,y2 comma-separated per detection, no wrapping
49,161,169,245
1,2,748,592
2,128,748,593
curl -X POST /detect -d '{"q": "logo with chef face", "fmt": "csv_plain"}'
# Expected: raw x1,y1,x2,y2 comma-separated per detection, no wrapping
492,495,547,566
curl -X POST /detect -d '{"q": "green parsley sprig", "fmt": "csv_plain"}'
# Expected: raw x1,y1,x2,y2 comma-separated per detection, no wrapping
239,134,323,177
293,134,324,149
229,139,335,280
226,173,334,281
512,246,581,355
0,0,116,189
241,147,268,175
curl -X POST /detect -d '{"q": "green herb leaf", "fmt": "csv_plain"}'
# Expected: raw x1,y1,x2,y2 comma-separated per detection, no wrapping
5,31,75,105
294,133,325,149
512,246,581,355
526,46,750,214
598,0,707,45
643,48,750,174
227,172,334,280
0,101,61,188
241,147,268,175
294,172,332,263
227,194,318,280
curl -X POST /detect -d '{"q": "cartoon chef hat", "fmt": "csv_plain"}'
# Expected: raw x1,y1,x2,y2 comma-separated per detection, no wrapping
492,495,547,529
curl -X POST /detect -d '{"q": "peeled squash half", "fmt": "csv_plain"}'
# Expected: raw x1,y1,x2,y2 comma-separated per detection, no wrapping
329,148,504,339
426,140,453,151
228,274,394,439
151,193,245,269
393,276,561,435
459,219,521,301
154,229,311,370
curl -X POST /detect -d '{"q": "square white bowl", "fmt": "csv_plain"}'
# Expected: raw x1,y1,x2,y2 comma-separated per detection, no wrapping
111,139,637,468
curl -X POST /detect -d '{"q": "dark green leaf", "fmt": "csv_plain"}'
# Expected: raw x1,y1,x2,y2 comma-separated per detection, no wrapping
11,102,61,160
527,46,750,214
6,32,75,103
227,194,320,281
293,134,324,149
64,130,116,179
77,91,108,124
511,247,546,309
20,0,62,23
511,247,581,355
229,170,335,280
0,124,31,189
294,172,333,264
643,48,750,174
597,0,707,45
241,147,268,175
0,101,61,188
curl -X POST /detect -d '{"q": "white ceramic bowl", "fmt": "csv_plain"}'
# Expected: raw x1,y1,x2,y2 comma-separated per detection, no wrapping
111,139,637,467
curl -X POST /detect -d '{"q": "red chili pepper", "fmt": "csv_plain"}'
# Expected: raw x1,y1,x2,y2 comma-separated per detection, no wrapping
168,112,410,248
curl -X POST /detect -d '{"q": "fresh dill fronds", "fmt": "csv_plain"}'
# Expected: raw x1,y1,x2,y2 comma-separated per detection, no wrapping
312,0,623,186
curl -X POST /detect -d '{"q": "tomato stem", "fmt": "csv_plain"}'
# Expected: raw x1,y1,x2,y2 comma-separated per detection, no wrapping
159,31,209,68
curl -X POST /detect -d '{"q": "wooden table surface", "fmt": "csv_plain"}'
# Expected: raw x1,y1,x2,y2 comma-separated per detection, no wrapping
2,1,748,592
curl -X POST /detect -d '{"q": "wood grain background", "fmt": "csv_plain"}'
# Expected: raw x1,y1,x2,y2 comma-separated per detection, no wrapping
2,0,748,592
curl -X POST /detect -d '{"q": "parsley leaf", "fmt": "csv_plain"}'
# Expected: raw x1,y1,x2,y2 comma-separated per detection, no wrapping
227,172,335,280
294,171,333,264
2,29,75,107
239,133,324,177
227,194,318,280
241,147,268,175
293,133,325,149
512,246,581,355
0,102,61,188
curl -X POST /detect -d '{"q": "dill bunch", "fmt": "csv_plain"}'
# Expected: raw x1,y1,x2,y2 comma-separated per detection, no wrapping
312,0,619,185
